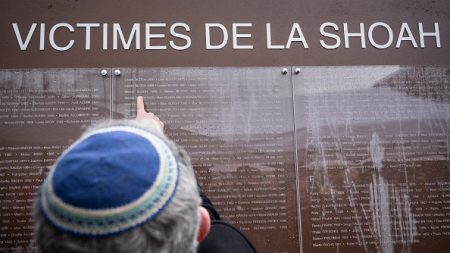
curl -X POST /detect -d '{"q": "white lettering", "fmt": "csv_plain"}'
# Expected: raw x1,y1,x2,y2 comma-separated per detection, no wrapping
169,23,191,50
320,22,341,49
343,23,366,48
77,23,100,50
232,23,253,49
286,23,308,48
49,23,75,51
39,23,45,50
266,23,284,49
396,23,418,48
103,23,108,50
145,23,166,50
12,23,37,50
419,22,440,48
113,23,140,50
368,22,393,49
205,23,228,49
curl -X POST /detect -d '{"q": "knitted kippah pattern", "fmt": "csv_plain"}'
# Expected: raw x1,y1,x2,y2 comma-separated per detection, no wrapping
39,126,179,236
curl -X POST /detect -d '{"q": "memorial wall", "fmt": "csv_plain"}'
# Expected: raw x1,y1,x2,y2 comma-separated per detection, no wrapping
295,66,450,253
0,69,111,251
0,0,449,253
0,66,448,253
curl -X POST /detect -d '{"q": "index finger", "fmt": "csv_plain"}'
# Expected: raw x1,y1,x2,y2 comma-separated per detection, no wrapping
136,96,146,114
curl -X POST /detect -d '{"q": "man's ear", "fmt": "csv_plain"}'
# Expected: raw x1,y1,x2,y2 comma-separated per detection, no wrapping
197,206,211,242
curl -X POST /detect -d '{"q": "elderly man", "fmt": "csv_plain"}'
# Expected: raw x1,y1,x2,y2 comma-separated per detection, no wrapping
34,97,257,253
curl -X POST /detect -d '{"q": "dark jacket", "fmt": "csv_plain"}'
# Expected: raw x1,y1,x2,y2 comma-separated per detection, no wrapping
197,221,258,253
197,189,258,253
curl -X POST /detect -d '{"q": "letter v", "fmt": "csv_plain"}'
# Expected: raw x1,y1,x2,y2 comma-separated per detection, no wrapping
12,23,37,50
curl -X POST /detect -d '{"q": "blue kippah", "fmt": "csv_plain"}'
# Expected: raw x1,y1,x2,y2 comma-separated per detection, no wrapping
39,126,179,236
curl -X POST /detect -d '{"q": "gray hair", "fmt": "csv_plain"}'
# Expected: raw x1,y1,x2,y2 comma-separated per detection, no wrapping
34,119,201,253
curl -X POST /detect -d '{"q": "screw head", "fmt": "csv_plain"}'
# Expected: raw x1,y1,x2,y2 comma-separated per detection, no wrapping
100,69,108,76
114,69,121,76
282,68,288,75
294,68,301,74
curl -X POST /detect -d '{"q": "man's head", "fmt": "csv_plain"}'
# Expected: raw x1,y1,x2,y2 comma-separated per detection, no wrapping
34,119,210,253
